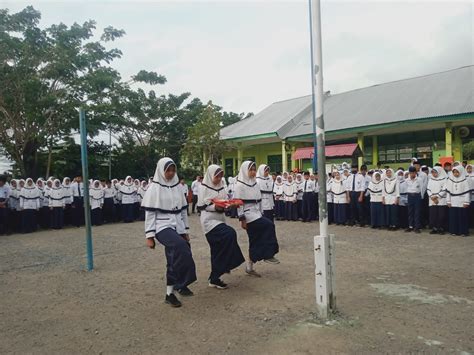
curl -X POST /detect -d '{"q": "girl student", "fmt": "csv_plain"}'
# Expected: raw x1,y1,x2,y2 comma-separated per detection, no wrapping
62,177,73,226
48,179,65,230
329,171,347,225
137,180,148,221
226,177,238,218
295,173,304,220
133,179,141,220
36,178,50,229
197,164,245,289
120,176,137,223
427,166,448,235
102,180,116,224
382,168,400,230
397,170,409,229
19,178,41,233
142,158,197,308
234,161,280,277
466,164,474,228
327,172,334,224
89,180,104,226
273,175,284,221
256,164,275,222
445,166,470,237
283,175,298,221
367,171,384,229
8,179,20,233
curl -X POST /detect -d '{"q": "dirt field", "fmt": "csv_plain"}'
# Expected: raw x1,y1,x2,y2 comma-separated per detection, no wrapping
1,215,473,354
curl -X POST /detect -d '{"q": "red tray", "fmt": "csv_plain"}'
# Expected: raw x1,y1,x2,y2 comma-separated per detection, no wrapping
212,198,244,208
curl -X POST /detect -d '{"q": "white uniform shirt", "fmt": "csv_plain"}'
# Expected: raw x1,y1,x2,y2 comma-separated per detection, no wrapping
238,201,263,224
257,176,275,211
72,182,84,198
405,177,422,195
20,188,41,210
62,185,73,205
0,185,9,209
382,178,400,205
145,209,188,238
89,189,104,210
346,173,366,192
368,180,383,203
446,179,470,208
330,180,347,204
427,178,447,206
191,180,201,196
48,187,65,208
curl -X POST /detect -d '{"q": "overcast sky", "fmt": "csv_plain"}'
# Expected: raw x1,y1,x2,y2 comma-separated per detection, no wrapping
1,0,472,172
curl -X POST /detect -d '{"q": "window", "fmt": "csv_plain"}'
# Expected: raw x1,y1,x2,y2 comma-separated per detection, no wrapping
225,158,234,177
267,154,282,174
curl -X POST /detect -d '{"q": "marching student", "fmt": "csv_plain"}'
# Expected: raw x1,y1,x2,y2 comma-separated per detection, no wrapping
142,157,197,308
368,172,384,229
71,176,85,227
120,176,137,223
89,180,104,226
19,178,41,233
346,165,366,227
283,175,297,221
330,171,348,225
197,164,245,289
382,168,400,230
302,172,315,222
102,180,116,224
0,175,9,235
405,166,422,233
427,166,448,235
446,166,470,237
62,177,73,226
273,176,284,220
466,164,474,228
234,161,280,277
7,179,20,234
256,164,275,222
397,170,409,229
137,180,148,221
295,174,304,220
191,175,201,214
48,179,65,229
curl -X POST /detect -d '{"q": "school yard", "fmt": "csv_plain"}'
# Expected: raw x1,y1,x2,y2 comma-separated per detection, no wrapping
1,216,473,354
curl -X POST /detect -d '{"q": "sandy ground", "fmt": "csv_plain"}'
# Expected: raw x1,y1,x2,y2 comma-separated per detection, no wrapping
0,215,473,354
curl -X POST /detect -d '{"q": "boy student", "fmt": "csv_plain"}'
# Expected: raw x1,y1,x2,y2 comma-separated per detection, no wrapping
191,175,201,214
405,166,422,233
302,172,315,222
72,175,85,227
346,164,366,226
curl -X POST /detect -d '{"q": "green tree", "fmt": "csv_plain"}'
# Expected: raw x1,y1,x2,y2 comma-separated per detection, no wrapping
0,6,165,177
463,140,474,160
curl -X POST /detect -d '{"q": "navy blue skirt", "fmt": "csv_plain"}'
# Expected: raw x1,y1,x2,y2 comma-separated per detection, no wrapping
155,227,197,289
206,223,245,282
246,217,279,262
371,202,385,227
333,203,347,225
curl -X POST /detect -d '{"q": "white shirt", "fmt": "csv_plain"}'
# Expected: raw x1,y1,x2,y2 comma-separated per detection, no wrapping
330,180,347,204
191,180,201,195
48,187,65,208
199,204,226,234
302,179,315,193
145,209,188,238
0,185,10,207
346,173,366,192
427,178,447,206
238,201,263,224
257,176,275,211
405,177,422,195
72,182,84,198
382,179,400,205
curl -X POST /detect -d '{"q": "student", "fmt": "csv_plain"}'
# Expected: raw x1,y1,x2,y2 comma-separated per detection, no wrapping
368,172,384,229
19,178,41,233
330,171,348,225
120,176,137,223
346,165,366,227
0,175,9,235
382,168,400,230
113,179,122,222
257,164,275,222
227,177,238,218
405,166,422,233
466,164,474,228
89,180,104,226
311,173,320,220
446,166,470,237
179,179,190,216
137,180,148,221
295,174,304,220
360,165,371,225
48,179,65,229
191,175,201,214
72,176,85,227
398,171,409,229
327,172,334,224
36,179,50,229
7,179,20,234
143,157,197,308
103,180,116,224
197,164,245,289
427,166,447,235
283,175,297,221
62,177,73,226
273,176,284,220
133,179,141,220
302,172,315,222
234,161,280,277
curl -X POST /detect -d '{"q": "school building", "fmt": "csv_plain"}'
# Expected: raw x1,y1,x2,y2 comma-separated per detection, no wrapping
220,65,474,176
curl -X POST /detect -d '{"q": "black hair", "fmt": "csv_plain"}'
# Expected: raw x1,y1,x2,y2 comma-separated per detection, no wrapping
0,175,6,183
434,163,442,167
360,164,367,171
303,171,310,176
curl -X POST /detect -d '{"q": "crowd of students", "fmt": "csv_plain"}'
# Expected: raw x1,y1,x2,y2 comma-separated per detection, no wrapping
0,175,188,234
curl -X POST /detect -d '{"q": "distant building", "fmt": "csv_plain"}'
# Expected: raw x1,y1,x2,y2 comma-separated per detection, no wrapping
220,66,474,175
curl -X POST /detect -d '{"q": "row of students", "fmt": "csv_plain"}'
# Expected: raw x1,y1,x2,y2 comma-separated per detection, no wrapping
143,159,279,308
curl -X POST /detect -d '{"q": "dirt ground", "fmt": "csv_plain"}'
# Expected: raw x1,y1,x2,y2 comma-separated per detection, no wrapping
1,215,473,354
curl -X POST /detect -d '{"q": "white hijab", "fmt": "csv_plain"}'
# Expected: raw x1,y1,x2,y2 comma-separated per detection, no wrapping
121,176,137,194
331,173,345,194
446,166,470,195
256,164,273,193
141,157,187,212
198,164,226,207
383,168,397,194
368,172,383,192
234,161,261,201
90,180,103,199
21,178,41,198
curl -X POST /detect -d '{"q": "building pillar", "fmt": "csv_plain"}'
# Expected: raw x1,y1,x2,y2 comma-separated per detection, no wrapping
282,140,288,172
221,156,225,169
291,145,297,171
445,123,453,157
202,150,208,174
372,135,378,168
453,127,462,161
357,133,364,167
237,144,243,169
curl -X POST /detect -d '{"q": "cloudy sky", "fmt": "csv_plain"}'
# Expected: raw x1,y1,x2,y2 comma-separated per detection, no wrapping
1,0,472,172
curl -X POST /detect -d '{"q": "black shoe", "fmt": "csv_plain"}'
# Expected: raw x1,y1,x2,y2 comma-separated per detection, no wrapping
438,230,445,235
165,293,182,307
429,229,437,234
405,228,413,232
177,286,194,297
414,229,421,234
209,279,228,289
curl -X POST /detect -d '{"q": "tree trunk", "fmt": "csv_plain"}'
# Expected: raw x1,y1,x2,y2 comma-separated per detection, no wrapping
45,143,52,178
22,139,40,178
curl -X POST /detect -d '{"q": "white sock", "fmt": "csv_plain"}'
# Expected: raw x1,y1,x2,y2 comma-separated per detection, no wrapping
246,261,254,271
166,285,174,295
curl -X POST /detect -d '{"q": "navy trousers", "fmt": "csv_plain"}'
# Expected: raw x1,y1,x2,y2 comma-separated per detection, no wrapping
407,194,422,230
327,202,334,224
0,207,7,235
302,192,314,221
103,198,115,223
155,227,197,289
73,197,84,227
349,192,365,226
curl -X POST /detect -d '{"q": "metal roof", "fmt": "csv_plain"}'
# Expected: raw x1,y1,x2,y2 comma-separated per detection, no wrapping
221,66,474,141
